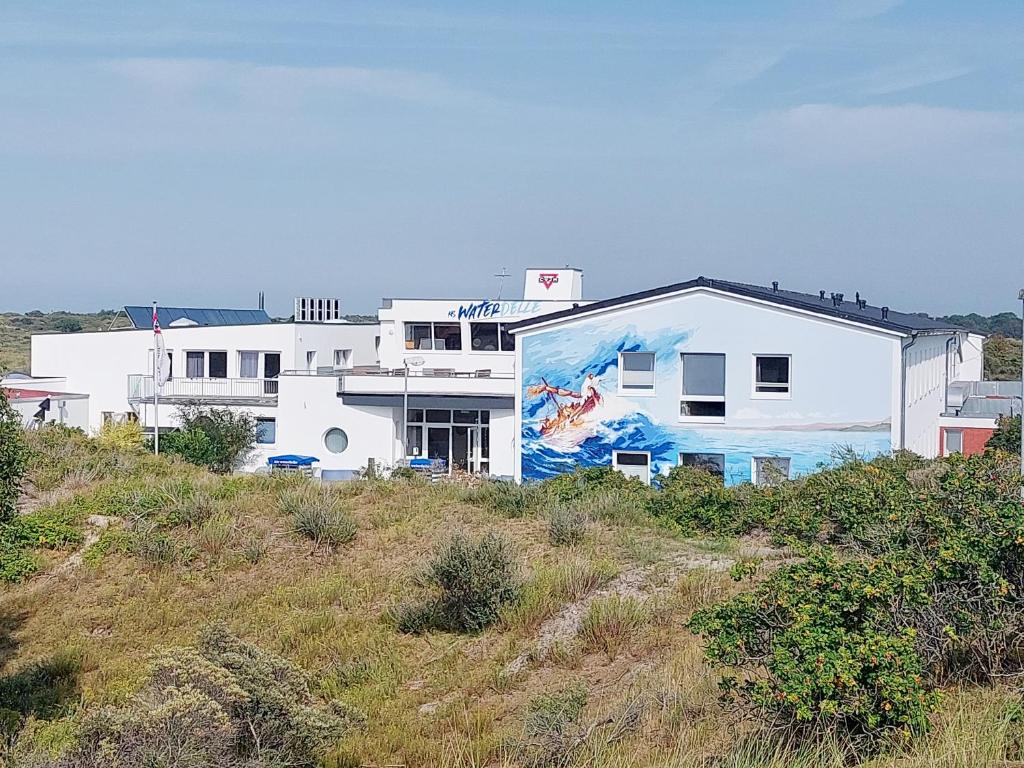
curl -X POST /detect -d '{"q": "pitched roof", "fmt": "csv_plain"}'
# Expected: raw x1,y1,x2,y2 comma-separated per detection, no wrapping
124,306,271,328
506,277,966,336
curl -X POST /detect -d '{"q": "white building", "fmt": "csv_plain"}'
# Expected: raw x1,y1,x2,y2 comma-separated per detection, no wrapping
28,272,984,483
30,269,585,477
0,374,90,430
509,277,984,485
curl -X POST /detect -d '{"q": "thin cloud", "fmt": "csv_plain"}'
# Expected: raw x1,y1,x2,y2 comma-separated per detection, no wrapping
749,103,1022,164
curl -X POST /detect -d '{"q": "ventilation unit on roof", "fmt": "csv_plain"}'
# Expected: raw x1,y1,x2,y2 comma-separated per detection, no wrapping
294,297,342,323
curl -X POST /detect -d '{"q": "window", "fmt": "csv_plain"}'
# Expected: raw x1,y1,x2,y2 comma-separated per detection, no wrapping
945,429,963,456
753,456,790,486
620,352,656,393
471,323,499,351
306,350,317,371
324,428,349,453
209,351,227,379
680,353,725,420
613,451,651,484
500,325,516,351
407,408,424,423
426,409,450,423
186,351,205,379
470,323,516,351
407,425,423,456
680,452,725,480
405,322,463,351
754,355,791,397
333,349,352,368
256,418,277,445
239,351,259,379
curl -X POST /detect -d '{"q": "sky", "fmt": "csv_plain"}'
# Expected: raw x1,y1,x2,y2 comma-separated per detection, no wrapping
0,1,1022,317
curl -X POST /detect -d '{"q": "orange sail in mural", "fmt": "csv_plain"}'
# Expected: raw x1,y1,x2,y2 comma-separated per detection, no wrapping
527,373,602,437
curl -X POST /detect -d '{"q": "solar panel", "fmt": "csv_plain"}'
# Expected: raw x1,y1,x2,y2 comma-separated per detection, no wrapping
124,306,272,328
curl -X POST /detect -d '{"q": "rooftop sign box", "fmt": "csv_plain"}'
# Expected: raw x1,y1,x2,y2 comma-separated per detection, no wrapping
523,268,583,302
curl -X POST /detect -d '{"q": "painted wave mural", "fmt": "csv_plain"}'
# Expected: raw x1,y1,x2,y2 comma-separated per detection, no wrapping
520,319,892,485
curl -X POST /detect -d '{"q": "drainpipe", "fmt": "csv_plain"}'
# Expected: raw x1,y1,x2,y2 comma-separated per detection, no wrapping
943,334,958,415
900,332,919,450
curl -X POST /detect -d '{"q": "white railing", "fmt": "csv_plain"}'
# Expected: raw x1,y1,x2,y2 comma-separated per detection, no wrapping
127,374,279,402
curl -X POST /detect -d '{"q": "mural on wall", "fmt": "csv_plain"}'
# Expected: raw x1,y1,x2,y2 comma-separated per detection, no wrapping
520,315,893,485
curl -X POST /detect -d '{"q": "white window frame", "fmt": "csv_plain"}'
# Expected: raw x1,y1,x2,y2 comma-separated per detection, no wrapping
404,322,463,352
752,354,792,400
333,348,352,368
752,456,791,486
944,428,963,456
183,350,228,379
612,450,651,485
618,351,656,396
679,352,726,424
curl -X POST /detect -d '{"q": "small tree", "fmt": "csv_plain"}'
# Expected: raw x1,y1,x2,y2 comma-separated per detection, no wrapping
986,414,1022,454
161,404,258,474
0,392,28,523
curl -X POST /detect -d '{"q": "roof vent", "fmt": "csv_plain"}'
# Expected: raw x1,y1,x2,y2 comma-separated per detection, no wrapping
830,292,839,307
771,281,779,293
855,291,860,304
819,290,826,301
881,306,889,320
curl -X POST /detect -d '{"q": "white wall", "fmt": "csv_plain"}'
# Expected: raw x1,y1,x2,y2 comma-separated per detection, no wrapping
274,375,397,472
903,332,958,458
377,297,581,373
489,409,516,478
290,323,379,371
956,333,985,383
8,396,90,431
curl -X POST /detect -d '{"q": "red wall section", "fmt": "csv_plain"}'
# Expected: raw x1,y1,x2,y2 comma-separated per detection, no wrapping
940,426,995,457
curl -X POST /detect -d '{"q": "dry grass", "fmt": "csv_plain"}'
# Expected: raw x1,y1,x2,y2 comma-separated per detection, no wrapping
2,447,1023,767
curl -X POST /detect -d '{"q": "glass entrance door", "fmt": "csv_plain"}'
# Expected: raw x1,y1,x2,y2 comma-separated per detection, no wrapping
452,426,486,473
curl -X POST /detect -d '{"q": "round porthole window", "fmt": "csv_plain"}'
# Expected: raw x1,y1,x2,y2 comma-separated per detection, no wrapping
324,428,349,454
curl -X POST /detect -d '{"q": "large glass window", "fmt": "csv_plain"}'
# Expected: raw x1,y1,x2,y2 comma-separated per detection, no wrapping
186,351,205,379
620,352,656,392
679,452,725,480
754,355,791,396
209,351,227,379
239,351,259,379
405,322,463,351
470,323,516,352
680,353,725,420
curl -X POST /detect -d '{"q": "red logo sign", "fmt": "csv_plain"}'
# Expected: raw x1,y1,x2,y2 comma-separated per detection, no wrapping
538,272,559,290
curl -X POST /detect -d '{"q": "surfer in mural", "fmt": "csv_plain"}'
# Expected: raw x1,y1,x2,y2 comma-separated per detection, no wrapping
527,372,602,438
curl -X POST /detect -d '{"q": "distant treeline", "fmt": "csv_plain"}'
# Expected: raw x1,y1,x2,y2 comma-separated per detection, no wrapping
933,312,1023,339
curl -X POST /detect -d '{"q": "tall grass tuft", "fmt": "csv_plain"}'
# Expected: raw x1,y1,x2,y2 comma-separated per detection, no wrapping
547,505,588,547
280,483,357,551
579,594,649,659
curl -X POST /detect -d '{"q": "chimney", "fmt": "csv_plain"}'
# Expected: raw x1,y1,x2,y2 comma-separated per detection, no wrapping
819,290,826,301
771,281,779,293
881,306,889,320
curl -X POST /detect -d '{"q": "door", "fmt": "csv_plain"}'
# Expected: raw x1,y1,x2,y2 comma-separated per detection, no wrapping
452,426,484,473
264,353,281,395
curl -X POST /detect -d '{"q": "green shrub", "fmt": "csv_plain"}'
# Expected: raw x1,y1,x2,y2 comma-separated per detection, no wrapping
280,484,357,551
987,414,1021,454
650,464,741,535
127,523,178,567
540,466,651,504
690,548,937,744
37,625,350,768
0,392,28,523
160,405,258,474
469,480,544,518
398,530,522,634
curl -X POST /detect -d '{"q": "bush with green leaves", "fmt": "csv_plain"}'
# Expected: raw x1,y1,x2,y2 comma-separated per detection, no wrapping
516,682,589,768
0,392,28,524
690,548,937,744
35,625,350,768
160,404,258,474
689,451,1024,749
396,530,521,633
987,414,1022,454
539,466,653,505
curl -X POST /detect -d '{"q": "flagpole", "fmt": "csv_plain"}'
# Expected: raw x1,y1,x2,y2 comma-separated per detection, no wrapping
153,301,160,456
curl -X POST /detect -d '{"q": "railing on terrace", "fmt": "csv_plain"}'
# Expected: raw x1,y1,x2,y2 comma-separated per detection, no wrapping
127,374,279,404
282,366,514,379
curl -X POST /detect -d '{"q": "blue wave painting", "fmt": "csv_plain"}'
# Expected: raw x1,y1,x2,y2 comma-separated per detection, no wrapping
520,319,892,485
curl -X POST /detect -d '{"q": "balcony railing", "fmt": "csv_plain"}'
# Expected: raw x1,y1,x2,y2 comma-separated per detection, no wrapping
127,374,279,405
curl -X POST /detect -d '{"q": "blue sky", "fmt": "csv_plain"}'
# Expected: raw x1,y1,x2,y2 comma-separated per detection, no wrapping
1,1,1021,315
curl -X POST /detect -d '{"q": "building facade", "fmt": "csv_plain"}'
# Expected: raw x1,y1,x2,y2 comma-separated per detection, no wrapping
510,278,983,485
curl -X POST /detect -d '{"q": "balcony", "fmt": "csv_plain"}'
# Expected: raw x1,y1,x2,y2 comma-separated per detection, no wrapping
278,366,514,398
127,374,279,406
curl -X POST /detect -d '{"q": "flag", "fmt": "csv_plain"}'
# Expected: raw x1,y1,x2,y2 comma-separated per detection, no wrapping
153,305,171,391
